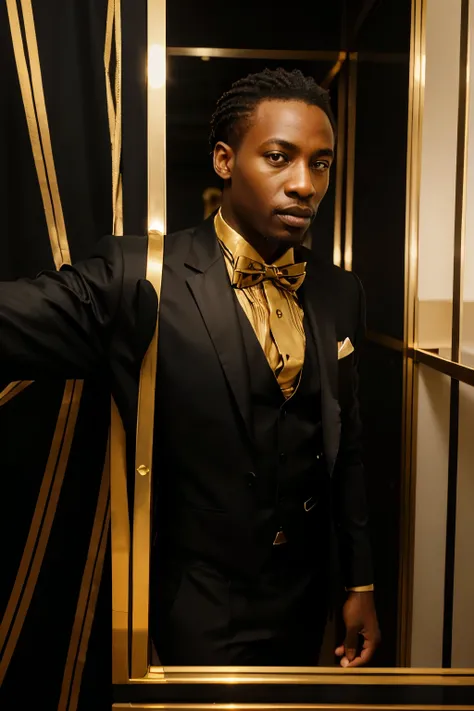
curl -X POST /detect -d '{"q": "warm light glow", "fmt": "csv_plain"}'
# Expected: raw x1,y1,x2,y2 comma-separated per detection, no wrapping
148,43,166,89
345,246,353,271
333,245,342,266
148,218,164,234
414,52,426,88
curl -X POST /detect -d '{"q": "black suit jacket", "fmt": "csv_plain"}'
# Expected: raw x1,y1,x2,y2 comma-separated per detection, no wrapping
0,216,373,587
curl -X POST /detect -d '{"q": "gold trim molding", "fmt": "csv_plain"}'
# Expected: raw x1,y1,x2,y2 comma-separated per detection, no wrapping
113,706,474,711
167,47,343,61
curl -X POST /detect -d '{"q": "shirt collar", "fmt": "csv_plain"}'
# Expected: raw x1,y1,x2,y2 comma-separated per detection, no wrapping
214,209,295,267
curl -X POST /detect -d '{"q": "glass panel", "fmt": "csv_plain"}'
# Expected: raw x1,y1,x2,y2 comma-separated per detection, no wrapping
352,55,409,340
167,0,343,52
417,0,462,360
411,364,451,667
452,382,474,667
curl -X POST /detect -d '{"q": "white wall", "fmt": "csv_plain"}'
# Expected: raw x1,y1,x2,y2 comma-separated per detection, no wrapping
464,0,474,302
418,0,461,302
411,365,450,667
451,383,474,667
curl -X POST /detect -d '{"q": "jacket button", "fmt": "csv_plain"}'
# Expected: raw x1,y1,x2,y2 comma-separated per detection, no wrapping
247,471,257,487
279,453,287,462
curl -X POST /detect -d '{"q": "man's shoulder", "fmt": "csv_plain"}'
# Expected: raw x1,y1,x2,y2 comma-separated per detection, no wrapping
308,252,362,297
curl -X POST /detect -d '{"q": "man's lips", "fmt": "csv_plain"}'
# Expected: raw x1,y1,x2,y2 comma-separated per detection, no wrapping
275,207,314,229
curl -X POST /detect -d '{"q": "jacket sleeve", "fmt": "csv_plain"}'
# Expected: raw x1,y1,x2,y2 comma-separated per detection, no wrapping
332,272,374,589
0,235,124,380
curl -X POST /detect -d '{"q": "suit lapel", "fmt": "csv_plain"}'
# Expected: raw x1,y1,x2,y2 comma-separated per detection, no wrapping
302,256,341,475
184,218,253,442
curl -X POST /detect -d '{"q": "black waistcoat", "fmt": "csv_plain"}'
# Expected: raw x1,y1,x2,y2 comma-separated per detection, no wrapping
236,297,330,565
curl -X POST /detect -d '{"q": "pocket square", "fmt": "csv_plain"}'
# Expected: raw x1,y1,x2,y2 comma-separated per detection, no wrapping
338,337,354,360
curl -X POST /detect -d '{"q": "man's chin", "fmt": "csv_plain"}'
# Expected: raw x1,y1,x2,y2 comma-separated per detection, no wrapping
268,227,308,247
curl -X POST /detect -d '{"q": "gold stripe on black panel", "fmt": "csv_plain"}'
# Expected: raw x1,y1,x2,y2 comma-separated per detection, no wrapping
0,380,34,407
67,505,110,711
0,380,83,684
19,0,70,265
104,0,123,236
6,0,62,267
58,444,110,711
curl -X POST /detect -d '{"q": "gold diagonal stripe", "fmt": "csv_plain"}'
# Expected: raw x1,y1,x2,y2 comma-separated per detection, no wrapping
104,0,116,143
58,441,110,711
67,504,110,711
20,0,70,266
0,379,75,653
0,380,83,685
104,0,123,236
6,0,61,268
112,0,123,235
0,380,34,407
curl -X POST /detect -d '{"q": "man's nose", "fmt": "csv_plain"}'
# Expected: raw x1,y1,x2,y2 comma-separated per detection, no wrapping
285,163,316,200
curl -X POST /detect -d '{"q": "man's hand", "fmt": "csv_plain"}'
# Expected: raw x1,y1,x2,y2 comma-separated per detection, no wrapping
335,591,381,667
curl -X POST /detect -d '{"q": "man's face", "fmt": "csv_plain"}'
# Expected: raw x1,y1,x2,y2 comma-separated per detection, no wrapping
214,99,335,249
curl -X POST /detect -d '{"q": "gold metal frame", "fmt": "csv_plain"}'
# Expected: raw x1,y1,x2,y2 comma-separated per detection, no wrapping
343,52,357,272
333,58,347,267
110,0,474,701
114,706,474,711
397,0,425,668
167,47,343,61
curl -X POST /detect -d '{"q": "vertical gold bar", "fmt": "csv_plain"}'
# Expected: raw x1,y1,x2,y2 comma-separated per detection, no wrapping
131,0,167,680
333,59,347,267
147,0,167,234
344,52,358,272
111,398,130,683
398,0,426,667
451,0,470,363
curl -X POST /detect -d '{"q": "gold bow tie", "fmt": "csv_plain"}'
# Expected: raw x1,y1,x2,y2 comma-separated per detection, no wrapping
231,255,306,291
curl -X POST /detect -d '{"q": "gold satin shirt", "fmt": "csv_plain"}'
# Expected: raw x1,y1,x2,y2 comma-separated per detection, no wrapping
215,210,305,398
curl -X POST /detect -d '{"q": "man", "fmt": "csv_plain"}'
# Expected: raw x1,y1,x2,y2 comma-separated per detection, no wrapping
0,68,380,667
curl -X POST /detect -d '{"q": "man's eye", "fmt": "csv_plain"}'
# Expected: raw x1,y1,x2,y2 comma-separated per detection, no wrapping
313,161,330,172
266,152,286,164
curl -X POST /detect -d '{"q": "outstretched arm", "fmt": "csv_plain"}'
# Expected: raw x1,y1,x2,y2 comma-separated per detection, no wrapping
0,235,124,380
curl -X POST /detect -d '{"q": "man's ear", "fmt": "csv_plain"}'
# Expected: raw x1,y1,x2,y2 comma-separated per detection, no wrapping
213,141,235,181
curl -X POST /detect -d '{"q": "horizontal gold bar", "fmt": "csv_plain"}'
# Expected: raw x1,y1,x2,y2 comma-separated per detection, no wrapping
115,665,474,685
167,47,343,61
415,349,474,387
114,705,474,711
